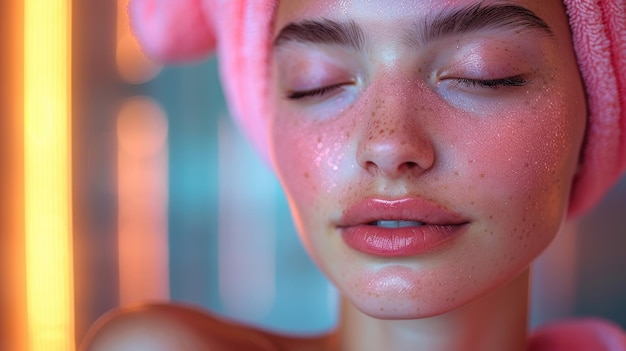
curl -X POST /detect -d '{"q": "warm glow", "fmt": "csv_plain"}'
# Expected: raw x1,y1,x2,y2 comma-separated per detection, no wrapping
117,96,170,304
24,1,75,350
116,0,162,84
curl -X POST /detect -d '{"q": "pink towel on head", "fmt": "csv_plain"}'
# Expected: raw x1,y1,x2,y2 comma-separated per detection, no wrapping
563,0,626,216
129,0,276,164
128,0,626,217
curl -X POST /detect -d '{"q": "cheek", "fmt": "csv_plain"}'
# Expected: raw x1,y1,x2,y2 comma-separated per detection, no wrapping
460,86,580,194
270,111,360,257
271,111,355,209
455,86,584,258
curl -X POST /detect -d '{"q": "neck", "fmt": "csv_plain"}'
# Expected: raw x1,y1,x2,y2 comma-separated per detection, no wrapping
337,270,530,351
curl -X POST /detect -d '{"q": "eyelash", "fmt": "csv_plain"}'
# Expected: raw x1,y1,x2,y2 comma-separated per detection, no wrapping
286,75,529,100
287,82,348,100
454,76,530,89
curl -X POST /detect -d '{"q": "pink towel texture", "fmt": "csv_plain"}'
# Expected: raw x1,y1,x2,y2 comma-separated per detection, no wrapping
529,318,626,351
129,0,626,217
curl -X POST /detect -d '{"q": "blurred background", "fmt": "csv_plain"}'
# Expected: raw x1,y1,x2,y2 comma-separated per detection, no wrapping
1,1,625,350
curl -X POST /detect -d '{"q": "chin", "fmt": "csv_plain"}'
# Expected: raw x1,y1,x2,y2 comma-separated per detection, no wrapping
333,250,535,322
348,292,461,320
336,265,471,320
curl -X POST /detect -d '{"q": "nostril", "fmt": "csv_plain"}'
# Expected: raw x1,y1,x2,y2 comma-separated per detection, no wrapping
364,160,422,176
365,160,378,171
404,161,419,169
356,129,436,177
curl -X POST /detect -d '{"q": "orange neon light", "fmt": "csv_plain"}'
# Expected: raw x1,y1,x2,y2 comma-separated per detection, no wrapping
24,0,75,350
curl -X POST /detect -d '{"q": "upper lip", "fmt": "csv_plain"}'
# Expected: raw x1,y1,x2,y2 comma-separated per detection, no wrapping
337,197,470,228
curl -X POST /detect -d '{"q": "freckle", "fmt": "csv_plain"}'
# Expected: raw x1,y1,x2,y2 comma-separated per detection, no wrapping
489,215,493,219
480,173,485,178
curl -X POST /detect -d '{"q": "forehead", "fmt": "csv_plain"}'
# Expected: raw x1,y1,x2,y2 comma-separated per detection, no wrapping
275,0,567,35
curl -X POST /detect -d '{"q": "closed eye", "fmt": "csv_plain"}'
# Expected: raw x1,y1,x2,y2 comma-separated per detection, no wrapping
454,75,530,89
287,82,353,100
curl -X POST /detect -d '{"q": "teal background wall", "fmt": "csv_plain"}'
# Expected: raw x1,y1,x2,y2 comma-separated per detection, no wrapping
151,61,337,334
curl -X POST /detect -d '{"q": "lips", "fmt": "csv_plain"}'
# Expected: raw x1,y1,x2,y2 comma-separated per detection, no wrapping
338,198,470,257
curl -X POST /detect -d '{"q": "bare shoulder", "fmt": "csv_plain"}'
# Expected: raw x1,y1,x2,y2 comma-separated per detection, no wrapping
79,303,282,351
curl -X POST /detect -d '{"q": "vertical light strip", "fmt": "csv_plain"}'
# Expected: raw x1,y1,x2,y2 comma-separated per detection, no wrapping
4,1,28,350
116,0,169,306
218,115,276,321
117,97,170,305
24,1,74,351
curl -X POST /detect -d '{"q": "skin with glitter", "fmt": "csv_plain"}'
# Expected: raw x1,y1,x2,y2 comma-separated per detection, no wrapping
268,0,586,349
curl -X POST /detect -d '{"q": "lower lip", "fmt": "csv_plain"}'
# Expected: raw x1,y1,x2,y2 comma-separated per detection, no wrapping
340,224,468,257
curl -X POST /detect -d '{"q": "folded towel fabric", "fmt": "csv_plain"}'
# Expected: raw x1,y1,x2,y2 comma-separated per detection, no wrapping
529,318,626,351
563,0,626,216
128,0,626,217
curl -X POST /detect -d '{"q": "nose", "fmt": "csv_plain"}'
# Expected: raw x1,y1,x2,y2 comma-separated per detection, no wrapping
356,102,435,178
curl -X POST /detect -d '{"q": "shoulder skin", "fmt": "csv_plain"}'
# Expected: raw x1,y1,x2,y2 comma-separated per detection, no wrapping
79,303,282,351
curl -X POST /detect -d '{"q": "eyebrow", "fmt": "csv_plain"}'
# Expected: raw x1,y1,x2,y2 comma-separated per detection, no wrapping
273,3,553,50
273,18,365,50
411,3,554,46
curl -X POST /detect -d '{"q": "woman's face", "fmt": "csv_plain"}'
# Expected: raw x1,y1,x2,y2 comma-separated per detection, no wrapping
270,0,586,319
